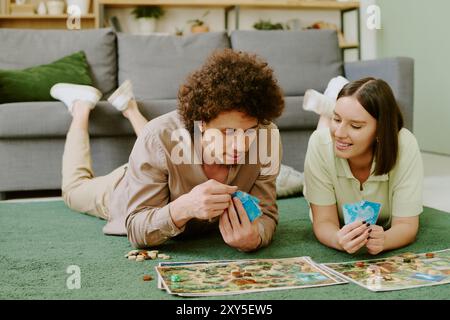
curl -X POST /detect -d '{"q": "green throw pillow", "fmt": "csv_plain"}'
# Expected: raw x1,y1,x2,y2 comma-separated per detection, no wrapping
0,51,93,103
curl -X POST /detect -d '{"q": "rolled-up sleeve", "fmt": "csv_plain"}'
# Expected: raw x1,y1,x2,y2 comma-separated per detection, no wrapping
125,131,184,248
249,123,281,249
249,172,279,248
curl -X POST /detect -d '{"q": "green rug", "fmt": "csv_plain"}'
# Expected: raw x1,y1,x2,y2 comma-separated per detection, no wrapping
0,197,449,300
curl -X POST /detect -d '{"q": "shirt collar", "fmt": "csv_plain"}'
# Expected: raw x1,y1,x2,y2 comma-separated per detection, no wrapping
336,157,389,181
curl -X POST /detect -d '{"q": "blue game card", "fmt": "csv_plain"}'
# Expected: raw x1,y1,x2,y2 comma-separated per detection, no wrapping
343,200,381,225
410,273,446,282
232,191,262,222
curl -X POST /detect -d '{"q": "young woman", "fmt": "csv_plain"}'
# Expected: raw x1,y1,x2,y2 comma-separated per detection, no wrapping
303,77,423,255
51,49,284,252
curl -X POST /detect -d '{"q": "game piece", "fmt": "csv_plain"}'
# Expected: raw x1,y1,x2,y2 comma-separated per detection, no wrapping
343,200,381,225
231,191,262,222
170,275,181,282
426,252,435,259
231,271,242,278
128,255,137,261
401,253,417,260
136,256,145,262
128,250,139,256
143,275,153,281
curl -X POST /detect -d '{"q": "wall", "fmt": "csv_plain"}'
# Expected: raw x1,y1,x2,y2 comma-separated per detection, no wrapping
377,0,450,155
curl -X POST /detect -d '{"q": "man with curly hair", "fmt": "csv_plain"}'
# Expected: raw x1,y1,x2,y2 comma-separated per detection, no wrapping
51,49,285,252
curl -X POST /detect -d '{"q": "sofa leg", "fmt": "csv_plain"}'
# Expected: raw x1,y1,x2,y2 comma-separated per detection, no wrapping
0,192,6,201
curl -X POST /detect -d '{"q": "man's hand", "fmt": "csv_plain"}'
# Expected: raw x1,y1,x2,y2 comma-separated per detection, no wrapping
366,225,385,255
170,179,237,228
219,197,262,252
336,220,371,254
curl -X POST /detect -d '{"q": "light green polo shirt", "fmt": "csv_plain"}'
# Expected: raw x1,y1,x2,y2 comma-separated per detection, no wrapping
303,128,423,229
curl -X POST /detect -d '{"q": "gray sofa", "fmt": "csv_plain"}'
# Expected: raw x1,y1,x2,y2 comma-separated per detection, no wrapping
0,28,414,200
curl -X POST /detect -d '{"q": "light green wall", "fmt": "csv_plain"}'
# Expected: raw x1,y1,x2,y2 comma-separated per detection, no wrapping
376,0,450,155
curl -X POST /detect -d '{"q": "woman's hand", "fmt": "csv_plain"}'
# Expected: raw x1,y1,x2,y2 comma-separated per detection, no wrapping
219,197,262,252
366,225,385,255
336,220,371,254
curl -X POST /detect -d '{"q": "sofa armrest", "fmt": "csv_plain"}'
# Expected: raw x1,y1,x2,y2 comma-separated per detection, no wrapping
344,57,414,131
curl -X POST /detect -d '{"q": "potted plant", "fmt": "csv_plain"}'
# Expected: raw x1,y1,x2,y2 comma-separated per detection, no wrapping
131,6,165,35
175,27,184,36
253,19,286,30
188,10,210,33
65,0,91,15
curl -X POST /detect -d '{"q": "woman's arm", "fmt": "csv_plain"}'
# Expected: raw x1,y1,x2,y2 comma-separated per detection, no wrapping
311,204,342,250
367,215,419,254
385,216,419,249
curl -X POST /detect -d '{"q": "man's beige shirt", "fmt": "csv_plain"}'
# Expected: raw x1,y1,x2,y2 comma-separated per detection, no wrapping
104,111,281,249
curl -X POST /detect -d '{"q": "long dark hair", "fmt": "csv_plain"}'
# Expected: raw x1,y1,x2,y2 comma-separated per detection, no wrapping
337,77,404,175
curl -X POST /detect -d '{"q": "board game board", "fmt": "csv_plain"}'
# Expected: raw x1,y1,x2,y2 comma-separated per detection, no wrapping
155,257,347,297
321,249,450,292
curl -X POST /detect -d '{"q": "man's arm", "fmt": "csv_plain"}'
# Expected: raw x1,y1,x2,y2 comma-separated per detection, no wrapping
125,130,184,248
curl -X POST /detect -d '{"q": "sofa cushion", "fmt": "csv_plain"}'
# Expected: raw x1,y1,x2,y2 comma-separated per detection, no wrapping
0,97,318,138
0,51,93,103
230,30,343,96
0,100,178,138
274,96,320,130
0,28,116,96
117,32,230,100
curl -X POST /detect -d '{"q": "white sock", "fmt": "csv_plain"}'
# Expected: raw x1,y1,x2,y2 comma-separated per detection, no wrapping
303,89,336,118
50,83,102,113
108,80,134,111
324,76,349,100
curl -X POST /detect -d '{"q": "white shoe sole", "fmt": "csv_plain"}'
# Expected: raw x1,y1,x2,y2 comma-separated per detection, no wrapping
303,89,335,118
108,80,134,111
324,76,349,100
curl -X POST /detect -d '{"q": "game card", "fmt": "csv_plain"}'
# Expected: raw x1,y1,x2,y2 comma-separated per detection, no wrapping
232,191,262,222
343,200,381,225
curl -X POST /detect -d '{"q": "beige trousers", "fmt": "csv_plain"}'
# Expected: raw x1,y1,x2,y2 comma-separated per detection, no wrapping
61,128,127,220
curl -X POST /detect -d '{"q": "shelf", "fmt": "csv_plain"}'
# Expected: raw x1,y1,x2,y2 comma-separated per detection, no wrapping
98,0,360,10
0,14,96,19
339,42,359,49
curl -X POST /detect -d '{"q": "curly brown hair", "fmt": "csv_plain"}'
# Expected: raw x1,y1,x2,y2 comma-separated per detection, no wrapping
178,49,285,134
